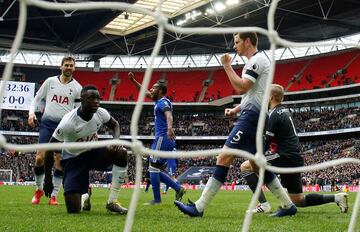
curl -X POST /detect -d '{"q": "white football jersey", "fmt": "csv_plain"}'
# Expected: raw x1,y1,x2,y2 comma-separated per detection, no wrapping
240,51,270,111
29,76,82,122
52,107,111,159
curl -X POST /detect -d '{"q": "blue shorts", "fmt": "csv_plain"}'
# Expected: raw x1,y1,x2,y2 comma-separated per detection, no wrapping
150,136,175,166
60,147,109,195
225,109,259,155
166,159,177,176
38,118,59,143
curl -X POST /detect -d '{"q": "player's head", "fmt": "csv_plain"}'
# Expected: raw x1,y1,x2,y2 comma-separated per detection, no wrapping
61,56,76,78
150,81,167,101
233,32,258,56
81,85,100,114
269,84,284,107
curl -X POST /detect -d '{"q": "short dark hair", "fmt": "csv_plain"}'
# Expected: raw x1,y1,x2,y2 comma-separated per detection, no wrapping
157,81,167,95
61,56,76,65
234,32,258,46
81,85,98,95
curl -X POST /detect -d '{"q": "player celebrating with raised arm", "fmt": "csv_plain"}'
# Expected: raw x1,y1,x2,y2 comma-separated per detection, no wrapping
28,56,82,205
240,84,348,214
129,72,185,205
175,32,297,217
44,85,128,214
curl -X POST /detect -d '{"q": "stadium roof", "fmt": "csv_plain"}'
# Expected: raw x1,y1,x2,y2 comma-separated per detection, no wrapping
102,0,209,36
0,0,359,60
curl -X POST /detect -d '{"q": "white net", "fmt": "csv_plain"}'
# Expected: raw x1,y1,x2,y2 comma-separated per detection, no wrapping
0,169,13,183
1,0,360,232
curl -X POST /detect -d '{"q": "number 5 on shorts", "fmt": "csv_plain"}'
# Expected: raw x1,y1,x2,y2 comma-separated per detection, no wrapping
232,130,243,142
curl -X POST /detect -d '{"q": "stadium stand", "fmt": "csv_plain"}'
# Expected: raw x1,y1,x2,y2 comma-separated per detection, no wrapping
3,50,359,102
1,137,358,186
1,106,359,136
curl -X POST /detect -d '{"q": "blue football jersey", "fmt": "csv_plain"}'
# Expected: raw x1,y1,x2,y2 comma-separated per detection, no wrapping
154,97,172,137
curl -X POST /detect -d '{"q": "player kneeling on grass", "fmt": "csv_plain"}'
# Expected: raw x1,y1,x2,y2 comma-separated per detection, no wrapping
44,85,128,214
240,84,348,214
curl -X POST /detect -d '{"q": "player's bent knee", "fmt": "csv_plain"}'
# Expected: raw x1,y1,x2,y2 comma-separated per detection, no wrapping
54,154,63,171
240,160,253,172
249,160,259,173
35,151,45,166
289,194,304,207
216,154,236,167
64,193,81,214
107,146,128,167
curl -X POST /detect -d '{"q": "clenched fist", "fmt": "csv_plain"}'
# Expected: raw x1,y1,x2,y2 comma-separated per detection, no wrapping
220,53,232,66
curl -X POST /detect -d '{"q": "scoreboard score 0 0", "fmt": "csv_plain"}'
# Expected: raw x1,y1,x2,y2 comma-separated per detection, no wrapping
1,81,35,111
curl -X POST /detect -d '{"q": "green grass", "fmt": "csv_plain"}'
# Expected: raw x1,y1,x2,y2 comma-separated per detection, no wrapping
0,186,357,232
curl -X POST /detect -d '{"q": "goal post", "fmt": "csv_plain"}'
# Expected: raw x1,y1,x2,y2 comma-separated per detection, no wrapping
0,169,13,183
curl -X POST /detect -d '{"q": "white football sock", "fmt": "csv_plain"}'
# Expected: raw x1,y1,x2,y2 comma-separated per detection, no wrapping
81,193,89,209
195,177,222,212
107,165,127,204
35,173,44,191
261,202,270,207
51,176,62,197
266,177,293,209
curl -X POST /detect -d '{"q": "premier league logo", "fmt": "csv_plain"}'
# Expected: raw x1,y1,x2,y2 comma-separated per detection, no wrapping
252,63,258,71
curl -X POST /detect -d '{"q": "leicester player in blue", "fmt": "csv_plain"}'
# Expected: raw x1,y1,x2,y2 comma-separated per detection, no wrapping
129,72,185,205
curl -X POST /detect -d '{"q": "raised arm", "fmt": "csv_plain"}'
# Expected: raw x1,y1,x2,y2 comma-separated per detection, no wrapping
221,54,254,94
128,72,152,99
224,104,241,117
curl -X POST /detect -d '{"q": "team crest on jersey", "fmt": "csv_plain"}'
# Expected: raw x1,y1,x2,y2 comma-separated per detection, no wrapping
277,109,287,115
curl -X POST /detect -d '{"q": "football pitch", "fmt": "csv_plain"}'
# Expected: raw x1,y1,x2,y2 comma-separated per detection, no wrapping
0,186,357,232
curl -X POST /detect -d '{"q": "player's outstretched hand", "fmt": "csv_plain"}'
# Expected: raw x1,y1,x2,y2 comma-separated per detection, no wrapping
28,113,37,128
44,180,54,198
220,53,232,66
167,128,176,141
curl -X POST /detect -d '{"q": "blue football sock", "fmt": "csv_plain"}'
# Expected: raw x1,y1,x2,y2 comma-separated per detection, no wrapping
213,165,229,183
149,172,161,202
264,170,276,184
159,172,181,192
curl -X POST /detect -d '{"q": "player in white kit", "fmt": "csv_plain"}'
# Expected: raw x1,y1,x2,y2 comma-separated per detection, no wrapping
44,85,128,214
28,56,82,205
175,32,297,217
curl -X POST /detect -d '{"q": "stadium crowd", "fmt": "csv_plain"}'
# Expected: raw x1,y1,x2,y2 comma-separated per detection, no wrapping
0,136,359,187
293,107,360,132
1,107,360,136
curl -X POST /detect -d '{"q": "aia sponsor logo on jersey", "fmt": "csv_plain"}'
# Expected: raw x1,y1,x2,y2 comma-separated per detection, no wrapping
76,133,98,142
51,95,69,104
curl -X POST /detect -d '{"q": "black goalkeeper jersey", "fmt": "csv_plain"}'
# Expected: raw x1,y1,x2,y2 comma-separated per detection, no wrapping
265,104,304,166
